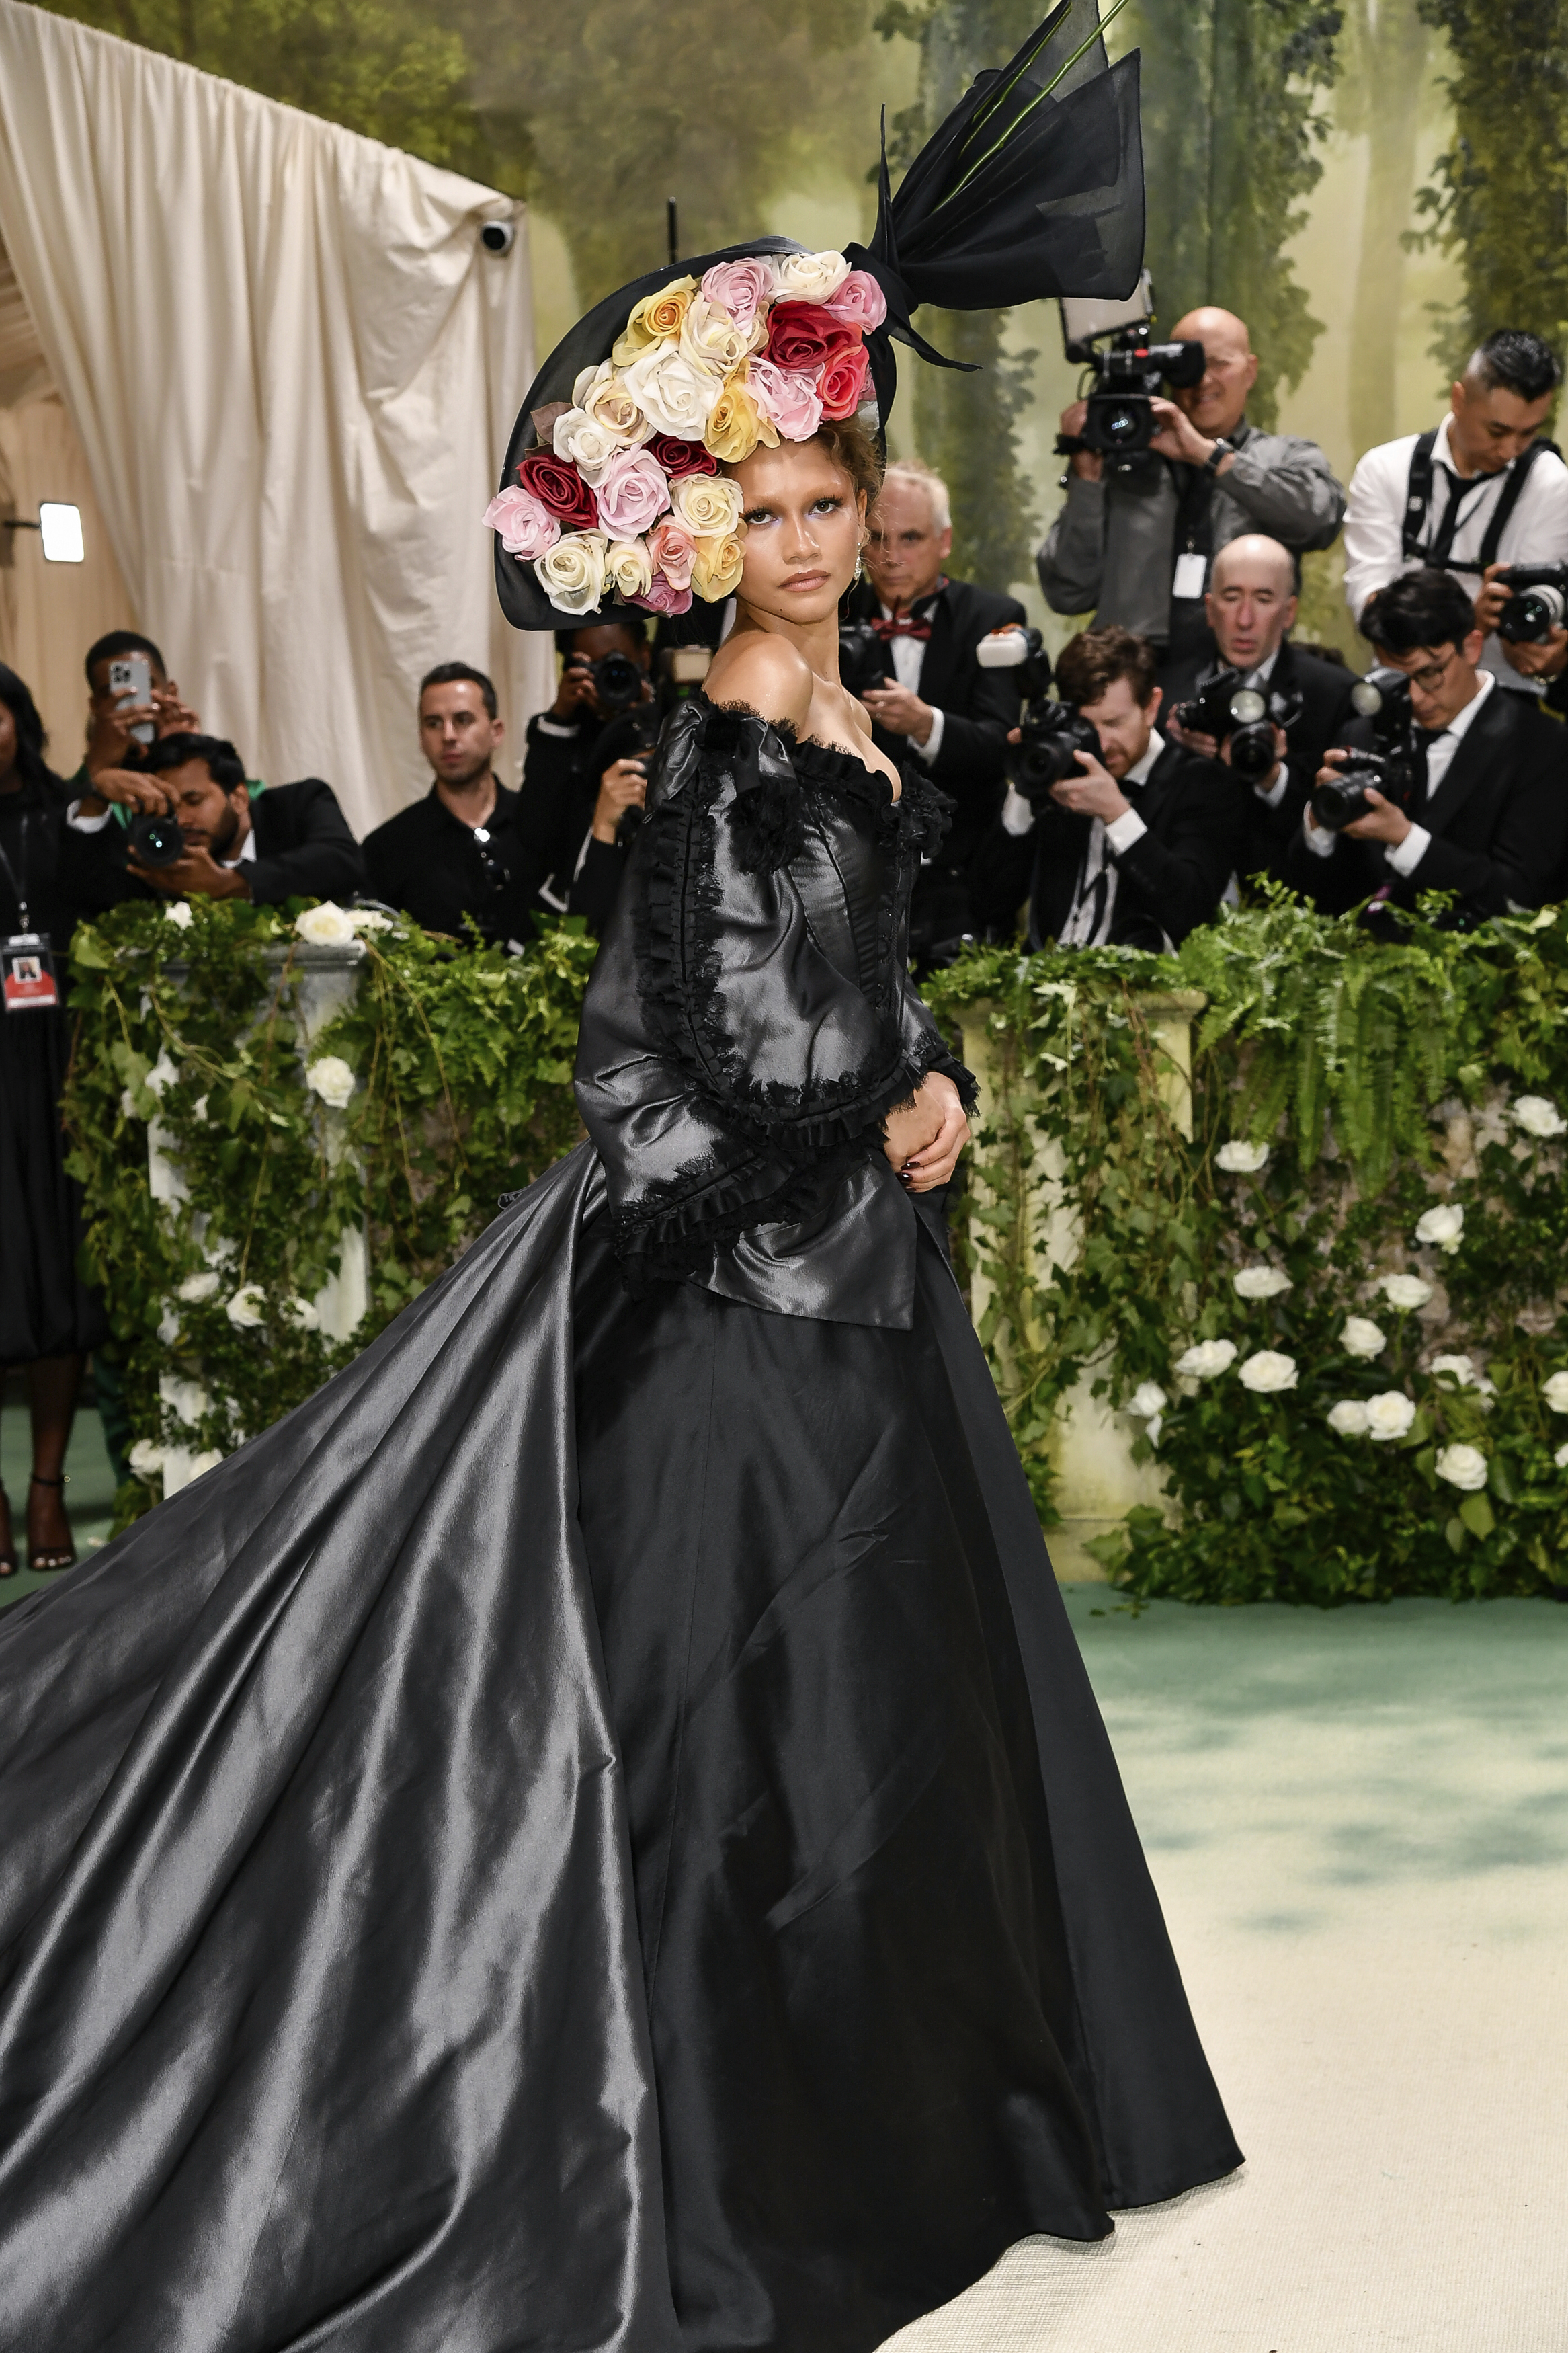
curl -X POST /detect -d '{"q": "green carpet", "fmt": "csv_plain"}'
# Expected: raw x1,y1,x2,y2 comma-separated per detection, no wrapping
0,1396,117,1601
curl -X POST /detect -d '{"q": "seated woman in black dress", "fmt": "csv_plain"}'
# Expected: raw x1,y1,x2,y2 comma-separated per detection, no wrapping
0,665,107,1575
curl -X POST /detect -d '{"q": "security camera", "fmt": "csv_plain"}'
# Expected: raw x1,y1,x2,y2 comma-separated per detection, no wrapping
480,218,516,255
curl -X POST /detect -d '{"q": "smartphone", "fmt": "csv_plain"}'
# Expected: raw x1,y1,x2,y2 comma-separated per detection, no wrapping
108,655,155,745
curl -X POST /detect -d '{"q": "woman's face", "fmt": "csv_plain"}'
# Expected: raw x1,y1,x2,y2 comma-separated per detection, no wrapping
726,438,865,627
0,700,17,787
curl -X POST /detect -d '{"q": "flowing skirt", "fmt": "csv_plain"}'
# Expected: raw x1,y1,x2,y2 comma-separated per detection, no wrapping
0,1145,1239,2352
0,1006,106,1364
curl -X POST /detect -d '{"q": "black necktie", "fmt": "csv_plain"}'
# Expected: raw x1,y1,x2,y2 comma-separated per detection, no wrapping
1415,725,1448,802
1427,469,1475,568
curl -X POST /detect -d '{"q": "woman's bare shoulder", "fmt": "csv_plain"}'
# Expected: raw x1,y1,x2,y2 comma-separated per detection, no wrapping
705,633,815,732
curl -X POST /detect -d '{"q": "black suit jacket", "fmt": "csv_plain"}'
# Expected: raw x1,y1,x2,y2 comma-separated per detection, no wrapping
1280,680,1568,924
1024,739,1245,951
60,776,366,914
1157,637,1362,879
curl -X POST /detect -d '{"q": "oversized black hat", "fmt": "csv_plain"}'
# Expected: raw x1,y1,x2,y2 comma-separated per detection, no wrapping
489,0,1143,632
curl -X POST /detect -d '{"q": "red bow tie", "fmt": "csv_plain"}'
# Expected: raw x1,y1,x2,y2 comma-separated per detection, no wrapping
870,613,933,642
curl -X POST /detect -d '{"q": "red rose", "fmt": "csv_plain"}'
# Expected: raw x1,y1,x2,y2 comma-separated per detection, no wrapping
647,433,718,481
516,450,597,530
764,301,856,376
818,341,870,421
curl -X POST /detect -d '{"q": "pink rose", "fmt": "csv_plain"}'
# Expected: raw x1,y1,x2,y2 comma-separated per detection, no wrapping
819,342,870,421
632,571,694,616
700,258,776,328
822,270,887,332
748,358,823,442
647,518,697,592
481,485,561,561
593,448,672,540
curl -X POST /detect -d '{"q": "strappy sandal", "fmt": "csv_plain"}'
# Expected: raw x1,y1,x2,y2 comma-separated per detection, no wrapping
28,1472,76,1573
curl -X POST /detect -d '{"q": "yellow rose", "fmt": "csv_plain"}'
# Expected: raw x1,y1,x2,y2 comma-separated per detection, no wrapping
604,537,653,602
691,532,745,601
703,375,778,465
680,293,768,376
611,274,696,367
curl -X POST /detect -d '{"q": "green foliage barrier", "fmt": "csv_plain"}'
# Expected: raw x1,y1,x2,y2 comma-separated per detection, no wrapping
63,900,595,1528
924,898,1568,1606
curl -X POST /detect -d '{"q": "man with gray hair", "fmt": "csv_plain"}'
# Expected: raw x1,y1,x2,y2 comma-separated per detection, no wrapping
843,456,1027,964
1342,327,1568,697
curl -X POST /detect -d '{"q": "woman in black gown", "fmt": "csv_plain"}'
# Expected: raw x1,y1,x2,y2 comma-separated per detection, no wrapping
0,17,1240,2348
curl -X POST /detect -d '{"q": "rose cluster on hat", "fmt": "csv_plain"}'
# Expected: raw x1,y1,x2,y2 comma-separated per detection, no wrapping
482,249,886,621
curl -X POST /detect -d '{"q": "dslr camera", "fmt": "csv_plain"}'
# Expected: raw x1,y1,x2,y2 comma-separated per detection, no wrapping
1310,674,1422,832
1169,670,1302,782
1055,272,1205,469
977,627,1101,801
839,617,890,701
127,808,186,869
1493,565,1568,645
587,648,649,715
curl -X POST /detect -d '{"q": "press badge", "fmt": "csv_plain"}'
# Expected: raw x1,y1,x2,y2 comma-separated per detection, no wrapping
1172,551,1208,599
2,934,60,1013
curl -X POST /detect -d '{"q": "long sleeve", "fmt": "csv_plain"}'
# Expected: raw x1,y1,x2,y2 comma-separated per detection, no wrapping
248,780,366,908
1219,432,1346,553
1037,477,1108,616
1341,437,1415,620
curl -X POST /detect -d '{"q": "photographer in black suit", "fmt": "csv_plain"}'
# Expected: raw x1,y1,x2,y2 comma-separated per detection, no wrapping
841,459,1024,963
979,625,1245,952
1161,533,1360,879
1283,568,1568,925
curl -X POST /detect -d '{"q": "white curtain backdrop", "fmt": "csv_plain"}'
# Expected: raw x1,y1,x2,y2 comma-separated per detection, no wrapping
0,0,550,835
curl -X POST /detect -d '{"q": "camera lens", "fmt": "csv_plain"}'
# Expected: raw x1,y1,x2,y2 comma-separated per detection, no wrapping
128,811,185,869
1228,689,1268,727
1499,586,1565,644
1100,403,1143,447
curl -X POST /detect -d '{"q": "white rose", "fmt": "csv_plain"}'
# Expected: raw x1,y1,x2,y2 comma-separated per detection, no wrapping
1327,1399,1371,1436
571,360,655,447
1414,1203,1464,1254
1233,1265,1292,1300
1435,1443,1489,1493
1541,1371,1568,1414
604,537,654,602
622,344,725,439
1214,1139,1270,1172
1366,1390,1417,1441
188,1449,224,1480
771,248,851,303
1513,1094,1567,1139
177,1271,221,1304
192,1094,209,1123
164,900,193,930
128,1439,165,1479
1340,1316,1385,1360
1128,1380,1168,1419
351,909,394,934
1239,1349,1297,1394
1380,1273,1433,1312
156,1309,181,1346
226,1284,266,1329
282,1295,320,1331
306,1055,356,1111
671,473,744,539
552,405,624,486
144,1050,180,1099
1429,1353,1477,1387
1555,1442,1568,1469
534,530,609,617
294,902,358,945
679,293,768,375
1174,1339,1238,1380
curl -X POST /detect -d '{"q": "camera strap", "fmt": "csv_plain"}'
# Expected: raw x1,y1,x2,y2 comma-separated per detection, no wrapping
1402,432,1555,572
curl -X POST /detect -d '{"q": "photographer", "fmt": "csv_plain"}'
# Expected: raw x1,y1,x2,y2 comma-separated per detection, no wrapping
1284,569,1568,926
840,460,1025,961
1161,533,1360,877
364,665,540,946
516,621,659,932
977,625,1245,952
1038,307,1346,663
73,631,203,789
62,734,364,910
1343,330,1568,697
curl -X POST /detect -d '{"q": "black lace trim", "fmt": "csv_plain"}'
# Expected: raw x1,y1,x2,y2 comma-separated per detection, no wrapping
610,1140,870,1297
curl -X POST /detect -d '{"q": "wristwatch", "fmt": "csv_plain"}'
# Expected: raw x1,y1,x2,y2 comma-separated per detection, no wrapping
1202,438,1235,477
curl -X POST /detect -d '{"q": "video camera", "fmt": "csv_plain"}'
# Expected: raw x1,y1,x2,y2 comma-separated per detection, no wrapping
1169,670,1303,783
1493,565,1568,645
1055,272,1205,469
1310,673,1422,833
977,627,1100,801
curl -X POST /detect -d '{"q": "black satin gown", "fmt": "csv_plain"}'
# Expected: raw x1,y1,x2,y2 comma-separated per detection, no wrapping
0,699,1240,2353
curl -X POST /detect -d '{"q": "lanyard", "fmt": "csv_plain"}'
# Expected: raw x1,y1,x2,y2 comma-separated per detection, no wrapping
0,809,31,933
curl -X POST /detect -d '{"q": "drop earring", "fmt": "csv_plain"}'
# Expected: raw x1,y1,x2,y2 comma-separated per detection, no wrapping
852,534,866,587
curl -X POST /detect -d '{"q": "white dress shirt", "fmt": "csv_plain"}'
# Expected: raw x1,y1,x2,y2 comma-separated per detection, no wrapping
877,603,944,765
1303,669,1495,874
1052,728,1164,947
1342,417,1568,692
67,797,258,868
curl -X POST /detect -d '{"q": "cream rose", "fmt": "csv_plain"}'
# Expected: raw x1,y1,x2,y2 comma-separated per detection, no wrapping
305,1055,356,1111
1233,1265,1292,1299
691,533,745,601
1380,1273,1433,1312
1513,1094,1567,1138
1174,1339,1237,1380
571,360,655,446
1415,1203,1464,1254
680,293,768,376
622,344,725,440
552,406,624,487
604,538,654,602
1128,1381,1168,1419
1542,1371,1568,1414
1340,1316,1385,1360
610,275,698,367
534,530,610,616
1435,1443,1488,1492
295,902,358,945
177,1271,221,1304
1215,1139,1270,1172
1365,1390,1417,1441
670,475,743,539
1327,1399,1371,1436
772,248,851,303
226,1284,266,1330
165,900,194,930
1239,1349,1297,1394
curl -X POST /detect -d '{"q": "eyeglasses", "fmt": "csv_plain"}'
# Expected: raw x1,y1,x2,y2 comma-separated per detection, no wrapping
1399,648,1459,694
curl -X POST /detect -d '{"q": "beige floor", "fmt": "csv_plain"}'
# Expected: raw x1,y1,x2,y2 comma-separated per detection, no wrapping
890,1593,1568,2353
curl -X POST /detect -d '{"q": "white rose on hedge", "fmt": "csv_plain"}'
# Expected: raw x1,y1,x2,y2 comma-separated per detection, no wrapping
351,909,394,934
1556,1442,1568,1469
1175,1339,1238,1380
306,1055,356,1110
1542,1371,1568,1414
1380,1273,1432,1312
282,1295,320,1331
1215,1139,1270,1172
1414,1203,1464,1254
177,1271,221,1304
1327,1399,1371,1436
295,902,358,945
1366,1390,1417,1441
1340,1316,1385,1360
1435,1443,1489,1492
188,1449,224,1480
164,900,193,930
226,1284,266,1329
1128,1380,1168,1419
1430,1353,1481,1389
1513,1094,1567,1139
1234,1265,1292,1300
1239,1349,1297,1394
